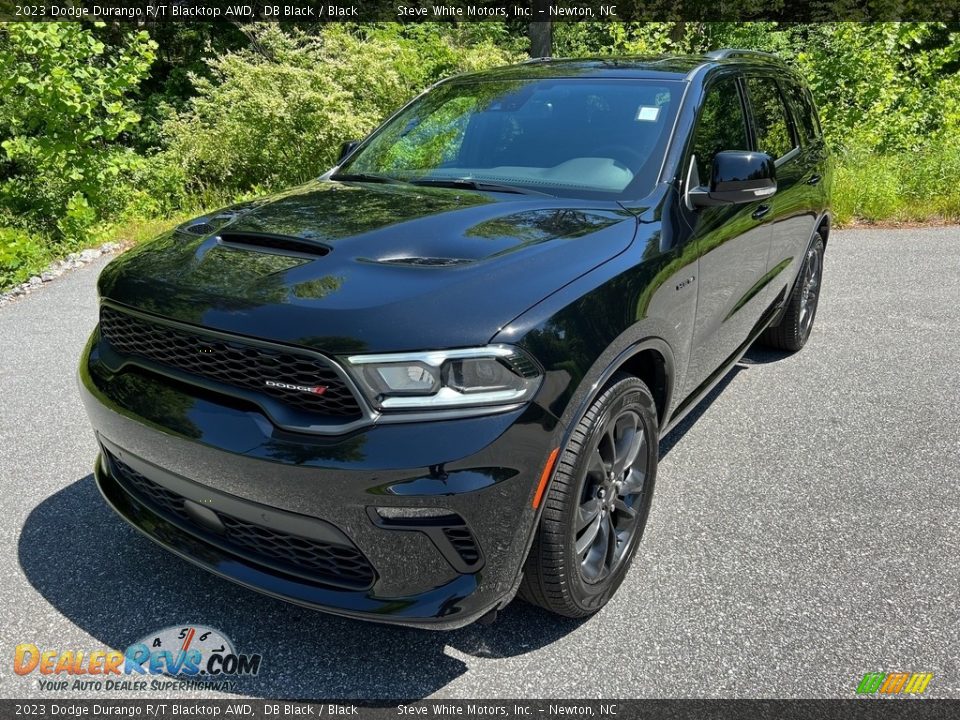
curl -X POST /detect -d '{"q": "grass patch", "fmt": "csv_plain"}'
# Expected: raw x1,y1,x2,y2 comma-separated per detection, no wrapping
834,147,960,225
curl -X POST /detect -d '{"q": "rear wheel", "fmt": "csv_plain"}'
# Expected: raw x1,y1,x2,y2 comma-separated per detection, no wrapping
519,374,658,618
761,233,825,352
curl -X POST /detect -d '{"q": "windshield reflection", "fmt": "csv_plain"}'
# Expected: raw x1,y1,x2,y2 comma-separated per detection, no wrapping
336,78,681,200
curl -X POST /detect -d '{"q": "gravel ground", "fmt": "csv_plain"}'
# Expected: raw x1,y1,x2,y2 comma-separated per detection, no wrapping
1,227,958,700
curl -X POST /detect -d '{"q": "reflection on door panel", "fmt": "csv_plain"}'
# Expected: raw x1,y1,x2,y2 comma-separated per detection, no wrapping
684,76,771,398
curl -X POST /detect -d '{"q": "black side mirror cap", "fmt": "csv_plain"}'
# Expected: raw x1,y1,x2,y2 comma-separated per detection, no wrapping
338,140,361,163
688,150,777,207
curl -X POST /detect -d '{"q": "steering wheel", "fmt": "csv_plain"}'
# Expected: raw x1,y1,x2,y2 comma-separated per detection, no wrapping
591,144,646,170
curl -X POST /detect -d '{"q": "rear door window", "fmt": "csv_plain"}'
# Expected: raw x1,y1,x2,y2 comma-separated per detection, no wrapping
746,77,797,160
781,80,820,144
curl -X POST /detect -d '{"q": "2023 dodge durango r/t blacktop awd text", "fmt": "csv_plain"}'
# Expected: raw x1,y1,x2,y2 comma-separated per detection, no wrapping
80,50,830,628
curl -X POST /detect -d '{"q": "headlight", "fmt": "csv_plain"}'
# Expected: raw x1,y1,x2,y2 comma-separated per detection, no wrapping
343,345,542,411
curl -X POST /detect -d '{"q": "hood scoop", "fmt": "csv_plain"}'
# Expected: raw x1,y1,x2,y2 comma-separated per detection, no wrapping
217,231,331,259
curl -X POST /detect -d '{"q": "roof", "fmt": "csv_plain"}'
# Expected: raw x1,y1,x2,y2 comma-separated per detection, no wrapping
449,51,791,84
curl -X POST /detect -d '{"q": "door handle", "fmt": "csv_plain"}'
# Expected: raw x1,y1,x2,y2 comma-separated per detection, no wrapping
752,204,771,220
807,174,822,185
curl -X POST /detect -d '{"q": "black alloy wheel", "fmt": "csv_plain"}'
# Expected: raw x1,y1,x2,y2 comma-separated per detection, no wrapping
576,406,648,583
760,233,825,352
519,374,658,617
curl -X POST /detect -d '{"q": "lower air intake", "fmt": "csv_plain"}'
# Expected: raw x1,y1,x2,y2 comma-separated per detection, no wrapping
109,453,375,590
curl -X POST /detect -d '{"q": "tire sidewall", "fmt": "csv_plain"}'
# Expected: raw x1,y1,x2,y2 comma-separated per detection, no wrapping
799,236,825,343
560,377,659,613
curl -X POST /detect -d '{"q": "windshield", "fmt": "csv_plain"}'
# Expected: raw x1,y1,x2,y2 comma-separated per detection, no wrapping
335,78,681,200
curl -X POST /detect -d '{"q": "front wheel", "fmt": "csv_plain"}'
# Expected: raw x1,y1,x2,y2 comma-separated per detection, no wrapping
760,233,825,352
519,374,658,618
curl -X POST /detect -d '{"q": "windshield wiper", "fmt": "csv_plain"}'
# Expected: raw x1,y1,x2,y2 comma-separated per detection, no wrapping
330,172,400,185
407,178,553,197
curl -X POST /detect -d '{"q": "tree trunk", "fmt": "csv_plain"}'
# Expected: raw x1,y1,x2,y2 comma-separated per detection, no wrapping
670,21,687,49
529,13,553,58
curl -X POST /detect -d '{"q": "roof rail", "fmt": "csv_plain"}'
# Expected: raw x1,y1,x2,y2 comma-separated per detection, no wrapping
706,48,777,61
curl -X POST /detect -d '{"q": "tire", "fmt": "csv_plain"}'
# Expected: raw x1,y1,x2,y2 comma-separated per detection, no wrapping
519,373,658,618
760,233,825,352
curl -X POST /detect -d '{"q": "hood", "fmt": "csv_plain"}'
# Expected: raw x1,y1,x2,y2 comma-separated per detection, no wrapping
98,180,638,354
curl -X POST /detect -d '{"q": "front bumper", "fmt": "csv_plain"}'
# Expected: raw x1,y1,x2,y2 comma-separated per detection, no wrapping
80,331,563,629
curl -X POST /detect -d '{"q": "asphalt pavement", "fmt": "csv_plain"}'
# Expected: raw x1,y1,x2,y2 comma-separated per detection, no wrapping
1,228,958,699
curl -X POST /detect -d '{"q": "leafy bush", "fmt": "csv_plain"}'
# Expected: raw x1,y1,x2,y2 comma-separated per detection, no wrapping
159,24,522,195
0,23,155,243
0,226,48,288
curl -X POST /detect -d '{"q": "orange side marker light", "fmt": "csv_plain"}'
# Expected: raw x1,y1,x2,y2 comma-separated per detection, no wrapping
532,447,560,508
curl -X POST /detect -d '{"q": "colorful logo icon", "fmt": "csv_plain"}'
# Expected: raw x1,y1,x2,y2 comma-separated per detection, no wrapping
856,672,933,695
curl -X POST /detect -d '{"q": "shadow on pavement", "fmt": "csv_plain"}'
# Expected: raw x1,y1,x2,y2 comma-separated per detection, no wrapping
18,475,583,699
660,343,791,458
739,345,794,366
660,366,742,459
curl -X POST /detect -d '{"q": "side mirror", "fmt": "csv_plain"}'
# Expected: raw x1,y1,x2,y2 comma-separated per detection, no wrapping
338,140,361,163
688,150,777,207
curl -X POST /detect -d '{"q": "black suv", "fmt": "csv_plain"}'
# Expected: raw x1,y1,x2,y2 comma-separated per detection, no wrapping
80,50,830,628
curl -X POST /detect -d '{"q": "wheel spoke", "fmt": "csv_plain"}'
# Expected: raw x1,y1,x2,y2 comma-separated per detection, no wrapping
613,497,638,520
603,423,618,468
622,431,645,475
579,510,610,580
620,466,645,495
587,447,608,479
577,498,602,531
575,512,603,556
610,414,639,477
599,513,615,574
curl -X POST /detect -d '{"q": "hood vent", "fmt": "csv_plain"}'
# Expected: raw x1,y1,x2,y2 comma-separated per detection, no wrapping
182,221,216,236
179,210,245,237
217,232,331,259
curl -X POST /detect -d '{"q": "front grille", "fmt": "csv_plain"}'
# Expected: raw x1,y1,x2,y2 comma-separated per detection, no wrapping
109,454,375,589
99,306,362,418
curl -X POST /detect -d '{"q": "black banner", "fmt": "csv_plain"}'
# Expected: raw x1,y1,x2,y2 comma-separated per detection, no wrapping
1,0,959,23
1,700,959,719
